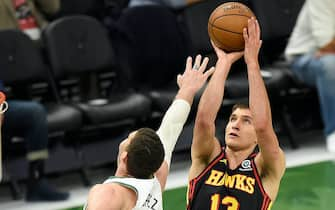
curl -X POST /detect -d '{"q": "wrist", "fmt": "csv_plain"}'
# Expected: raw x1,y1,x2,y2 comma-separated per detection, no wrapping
215,59,232,75
176,87,197,101
216,58,233,67
246,60,259,69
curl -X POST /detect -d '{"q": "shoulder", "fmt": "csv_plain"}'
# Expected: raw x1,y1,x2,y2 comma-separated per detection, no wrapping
255,148,285,178
87,183,133,210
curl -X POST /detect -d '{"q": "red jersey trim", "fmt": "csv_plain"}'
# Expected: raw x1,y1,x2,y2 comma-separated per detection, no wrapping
187,148,225,208
251,159,272,209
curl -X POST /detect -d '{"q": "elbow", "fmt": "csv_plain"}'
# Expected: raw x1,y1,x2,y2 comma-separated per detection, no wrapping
254,123,268,133
254,116,272,133
195,112,212,129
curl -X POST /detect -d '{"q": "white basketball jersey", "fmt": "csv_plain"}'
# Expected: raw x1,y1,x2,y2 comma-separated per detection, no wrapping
103,176,163,210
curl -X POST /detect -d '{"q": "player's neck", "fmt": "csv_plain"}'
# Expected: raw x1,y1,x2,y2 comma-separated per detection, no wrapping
115,166,131,178
225,147,254,170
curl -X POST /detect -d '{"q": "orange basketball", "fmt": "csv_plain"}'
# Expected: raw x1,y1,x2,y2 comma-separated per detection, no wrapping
0,92,5,104
208,2,255,52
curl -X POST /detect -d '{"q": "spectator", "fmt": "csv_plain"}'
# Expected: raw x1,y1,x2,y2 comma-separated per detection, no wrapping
0,80,69,201
0,0,60,42
285,0,335,153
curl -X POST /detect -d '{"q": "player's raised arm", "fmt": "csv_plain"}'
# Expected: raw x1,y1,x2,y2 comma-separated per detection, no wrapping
155,55,214,189
244,18,285,201
190,43,243,179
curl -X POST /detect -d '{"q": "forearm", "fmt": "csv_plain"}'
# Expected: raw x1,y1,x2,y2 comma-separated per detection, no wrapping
197,60,230,121
156,99,191,167
33,0,60,14
247,61,272,130
248,64,285,178
247,61,282,162
175,86,198,106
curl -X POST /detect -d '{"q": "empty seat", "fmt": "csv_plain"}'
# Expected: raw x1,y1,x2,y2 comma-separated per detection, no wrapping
42,15,151,131
0,29,83,198
116,5,189,118
0,29,83,137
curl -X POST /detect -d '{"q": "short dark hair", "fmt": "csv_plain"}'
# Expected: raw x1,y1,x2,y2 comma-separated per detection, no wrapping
126,128,164,179
232,103,249,112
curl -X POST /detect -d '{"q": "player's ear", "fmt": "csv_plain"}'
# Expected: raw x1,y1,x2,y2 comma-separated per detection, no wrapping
120,151,128,164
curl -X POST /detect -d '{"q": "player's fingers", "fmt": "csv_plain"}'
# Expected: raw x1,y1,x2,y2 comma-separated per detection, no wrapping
243,27,248,41
255,19,261,40
204,67,215,78
185,56,192,72
247,18,255,37
177,74,182,87
193,54,202,70
199,57,209,73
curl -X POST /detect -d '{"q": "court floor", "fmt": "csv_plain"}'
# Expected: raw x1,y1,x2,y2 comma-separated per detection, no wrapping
162,160,335,210
0,130,334,210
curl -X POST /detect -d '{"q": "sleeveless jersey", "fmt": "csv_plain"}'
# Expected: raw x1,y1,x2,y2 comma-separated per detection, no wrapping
103,176,163,210
187,148,272,210
84,176,163,210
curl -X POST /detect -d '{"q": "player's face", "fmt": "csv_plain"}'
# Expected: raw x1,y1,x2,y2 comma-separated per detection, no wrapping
117,130,137,165
225,108,257,150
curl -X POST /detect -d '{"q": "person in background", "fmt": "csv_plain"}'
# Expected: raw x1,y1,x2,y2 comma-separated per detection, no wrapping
0,0,68,201
0,79,69,201
285,0,335,153
85,55,214,210
0,0,60,41
187,18,286,210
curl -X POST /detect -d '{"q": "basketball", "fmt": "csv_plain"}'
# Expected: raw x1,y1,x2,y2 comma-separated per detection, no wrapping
208,2,255,52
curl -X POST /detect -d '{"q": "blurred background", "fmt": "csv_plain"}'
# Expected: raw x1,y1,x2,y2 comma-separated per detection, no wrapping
0,0,334,209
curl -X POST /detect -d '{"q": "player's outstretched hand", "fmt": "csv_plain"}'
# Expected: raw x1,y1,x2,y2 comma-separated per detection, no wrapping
177,55,215,94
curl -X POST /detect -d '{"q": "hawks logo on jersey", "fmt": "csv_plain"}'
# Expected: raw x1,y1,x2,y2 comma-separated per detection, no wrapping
205,169,256,194
187,150,272,210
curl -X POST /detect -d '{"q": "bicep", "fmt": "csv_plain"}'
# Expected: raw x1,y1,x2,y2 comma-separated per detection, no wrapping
256,129,286,179
191,118,219,161
189,121,221,180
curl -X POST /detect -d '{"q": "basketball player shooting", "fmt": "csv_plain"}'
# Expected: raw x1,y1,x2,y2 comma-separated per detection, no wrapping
187,15,286,210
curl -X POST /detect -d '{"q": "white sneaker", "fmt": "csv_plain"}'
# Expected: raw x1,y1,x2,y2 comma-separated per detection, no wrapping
326,132,335,153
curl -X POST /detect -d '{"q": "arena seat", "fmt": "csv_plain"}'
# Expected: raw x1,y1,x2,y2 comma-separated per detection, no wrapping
42,15,152,184
115,5,199,151
0,29,83,199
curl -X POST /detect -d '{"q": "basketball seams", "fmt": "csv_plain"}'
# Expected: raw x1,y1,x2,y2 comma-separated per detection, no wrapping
209,23,242,52
211,14,253,33
212,31,239,52
208,2,253,23
212,14,254,22
208,22,243,35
